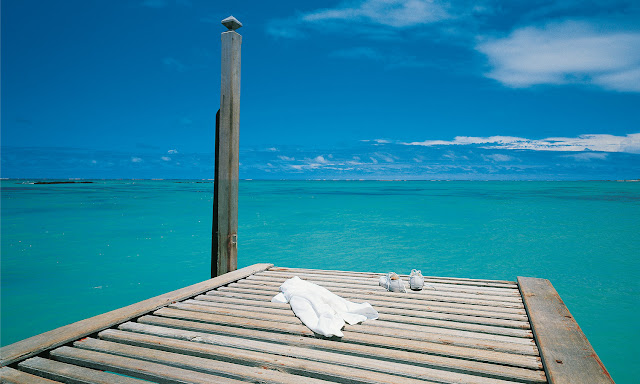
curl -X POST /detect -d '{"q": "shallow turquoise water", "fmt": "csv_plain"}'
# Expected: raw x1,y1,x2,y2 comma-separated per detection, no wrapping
1,180,638,382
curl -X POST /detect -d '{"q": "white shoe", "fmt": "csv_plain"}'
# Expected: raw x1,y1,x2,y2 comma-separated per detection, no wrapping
379,272,407,293
409,269,424,291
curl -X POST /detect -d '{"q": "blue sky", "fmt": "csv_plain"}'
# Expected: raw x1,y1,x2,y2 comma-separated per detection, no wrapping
2,0,639,179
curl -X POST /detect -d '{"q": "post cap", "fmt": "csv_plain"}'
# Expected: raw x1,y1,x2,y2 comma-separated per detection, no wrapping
222,16,242,31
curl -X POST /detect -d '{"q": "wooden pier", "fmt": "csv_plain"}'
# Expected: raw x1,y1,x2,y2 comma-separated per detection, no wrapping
0,264,613,384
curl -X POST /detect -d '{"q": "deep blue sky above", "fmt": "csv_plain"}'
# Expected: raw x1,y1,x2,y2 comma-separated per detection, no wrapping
2,0,639,179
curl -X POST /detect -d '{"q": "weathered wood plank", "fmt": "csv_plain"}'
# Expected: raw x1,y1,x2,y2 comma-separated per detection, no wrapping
202,290,531,329
17,357,148,384
271,266,518,285
100,327,537,384
231,279,525,306
185,298,533,338
126,319,544,373
215,285,529,316
0,263,272,366
49,346,249,384
74,338,338,384
0,366,62,384
263,269,518,289
153,307,539,355
205,289,530,321
518,277,613,384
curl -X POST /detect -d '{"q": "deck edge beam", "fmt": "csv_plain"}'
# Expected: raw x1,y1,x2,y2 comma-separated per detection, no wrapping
517,276,613,384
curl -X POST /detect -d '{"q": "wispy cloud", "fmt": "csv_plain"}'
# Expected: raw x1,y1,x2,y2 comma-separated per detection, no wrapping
561,152,609,161
267,0,452,39
476,21,640,92
404,133,640,153
3,141,637,180
302,0,452,28
483,153,515,162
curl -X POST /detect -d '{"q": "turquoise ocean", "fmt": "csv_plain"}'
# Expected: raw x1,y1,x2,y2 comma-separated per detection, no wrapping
1,180,638,382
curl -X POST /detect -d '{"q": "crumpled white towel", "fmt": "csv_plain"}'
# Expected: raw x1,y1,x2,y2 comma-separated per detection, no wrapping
271,276,378,337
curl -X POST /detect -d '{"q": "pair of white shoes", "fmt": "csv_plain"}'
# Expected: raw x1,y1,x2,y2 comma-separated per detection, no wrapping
379,270,424,292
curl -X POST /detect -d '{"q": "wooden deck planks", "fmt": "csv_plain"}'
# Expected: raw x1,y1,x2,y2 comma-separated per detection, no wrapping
206,289,531,321
153,306,540,355
237,278,526,304
214,285,531,318
116,321,546,383
169,301,535,344
137,314,544,370
271,266,519,285
49,346,251,384
99,327,539,384
183,297,534,338
72,338,337,384
3,264,611,384
195,293,533,329
260,269,519,289
518,277,614,384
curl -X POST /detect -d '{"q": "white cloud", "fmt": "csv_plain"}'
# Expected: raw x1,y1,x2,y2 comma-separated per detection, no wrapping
266,147,278,152
404,133,640,153
268,0,451,39
131,157,143,163
278,155,295,161
161,156,171,161
313,155,329,164
168,149,178,154
483,153,515,162
561,152,609,161
303,0,451,28
373,152,396,162
476,21,640,92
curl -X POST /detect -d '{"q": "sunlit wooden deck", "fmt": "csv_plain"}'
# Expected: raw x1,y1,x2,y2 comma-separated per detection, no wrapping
0,264,612,384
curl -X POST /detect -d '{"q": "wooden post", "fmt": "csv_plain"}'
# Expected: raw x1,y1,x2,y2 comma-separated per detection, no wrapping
212,16,242,277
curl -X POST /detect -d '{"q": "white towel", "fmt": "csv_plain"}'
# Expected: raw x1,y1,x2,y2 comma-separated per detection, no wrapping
271,276,379,337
